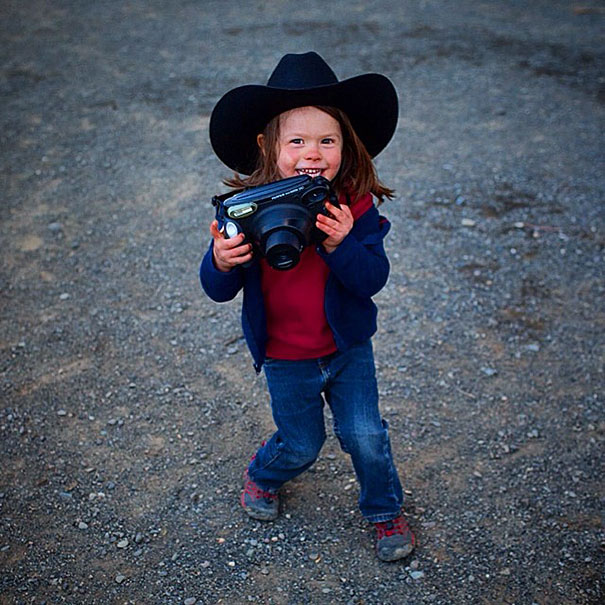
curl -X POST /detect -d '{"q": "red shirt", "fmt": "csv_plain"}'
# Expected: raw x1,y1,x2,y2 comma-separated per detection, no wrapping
261,193,373,360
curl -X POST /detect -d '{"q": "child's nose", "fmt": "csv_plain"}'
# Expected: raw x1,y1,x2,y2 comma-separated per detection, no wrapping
304,142,322,160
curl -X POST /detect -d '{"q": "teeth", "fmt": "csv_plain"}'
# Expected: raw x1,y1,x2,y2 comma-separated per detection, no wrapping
297,168,322,175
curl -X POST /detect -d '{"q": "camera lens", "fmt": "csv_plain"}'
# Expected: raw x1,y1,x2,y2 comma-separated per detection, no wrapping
264,230,302,270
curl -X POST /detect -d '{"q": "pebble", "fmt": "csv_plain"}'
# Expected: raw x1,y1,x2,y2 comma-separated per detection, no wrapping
410,570,425,580
115,574,126,584
117,539,129,548
481,367,498,377
184,599,197,605
78,521,88,530
461,218,476,227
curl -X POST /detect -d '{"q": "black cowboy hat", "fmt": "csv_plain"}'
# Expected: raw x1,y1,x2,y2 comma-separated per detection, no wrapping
209,51,399,175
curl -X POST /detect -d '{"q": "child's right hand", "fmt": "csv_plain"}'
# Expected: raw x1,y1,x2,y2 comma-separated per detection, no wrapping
210,220,253,272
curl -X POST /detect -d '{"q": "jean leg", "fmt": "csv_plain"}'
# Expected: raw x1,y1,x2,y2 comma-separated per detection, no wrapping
326,342,403,522
248,358,326,492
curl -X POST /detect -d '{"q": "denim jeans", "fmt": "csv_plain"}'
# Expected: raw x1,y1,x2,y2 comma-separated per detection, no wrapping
247,340,403,522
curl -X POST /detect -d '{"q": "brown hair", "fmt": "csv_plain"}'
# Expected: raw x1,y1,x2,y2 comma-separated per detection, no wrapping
223,106,394,205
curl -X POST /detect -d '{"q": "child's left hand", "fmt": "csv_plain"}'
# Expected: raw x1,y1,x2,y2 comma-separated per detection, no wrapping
316,202,354,254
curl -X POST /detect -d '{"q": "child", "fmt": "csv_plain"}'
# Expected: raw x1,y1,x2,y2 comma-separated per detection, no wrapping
200,52,415,562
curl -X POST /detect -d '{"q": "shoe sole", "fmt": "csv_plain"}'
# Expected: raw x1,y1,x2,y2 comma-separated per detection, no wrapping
241,492,279,521
242,505,279,521
377,542,415,562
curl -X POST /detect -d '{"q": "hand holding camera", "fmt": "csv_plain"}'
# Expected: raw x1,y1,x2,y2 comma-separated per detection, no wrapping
315,201,354,254
211,175,340,271
210,220,253,273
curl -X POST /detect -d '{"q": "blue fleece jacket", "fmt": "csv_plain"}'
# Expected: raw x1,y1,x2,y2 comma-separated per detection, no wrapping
199,204,390,372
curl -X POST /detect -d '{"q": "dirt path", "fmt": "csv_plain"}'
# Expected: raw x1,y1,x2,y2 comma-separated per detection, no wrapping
1,2,603,604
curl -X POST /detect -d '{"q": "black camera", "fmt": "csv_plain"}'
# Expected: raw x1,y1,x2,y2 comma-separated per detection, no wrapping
212,175,339,270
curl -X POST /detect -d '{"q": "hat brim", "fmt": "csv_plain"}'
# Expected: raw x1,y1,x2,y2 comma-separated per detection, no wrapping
209,73,398,175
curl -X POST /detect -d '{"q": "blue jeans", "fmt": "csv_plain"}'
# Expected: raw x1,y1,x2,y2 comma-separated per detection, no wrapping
247,340,403,523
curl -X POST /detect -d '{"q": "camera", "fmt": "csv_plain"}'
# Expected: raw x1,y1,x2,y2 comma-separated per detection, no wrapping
212,174,339,270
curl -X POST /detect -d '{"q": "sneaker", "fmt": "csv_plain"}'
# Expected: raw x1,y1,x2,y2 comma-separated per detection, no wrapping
374,514,415,561
241,470,279,521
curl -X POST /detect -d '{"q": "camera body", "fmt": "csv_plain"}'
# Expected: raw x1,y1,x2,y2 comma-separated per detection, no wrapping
212,174,339,270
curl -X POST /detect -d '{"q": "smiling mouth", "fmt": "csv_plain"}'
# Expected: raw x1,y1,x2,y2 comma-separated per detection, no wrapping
296,168,324,176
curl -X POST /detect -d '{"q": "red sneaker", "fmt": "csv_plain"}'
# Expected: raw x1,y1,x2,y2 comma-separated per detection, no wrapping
241,470,279,521
374,514,416,561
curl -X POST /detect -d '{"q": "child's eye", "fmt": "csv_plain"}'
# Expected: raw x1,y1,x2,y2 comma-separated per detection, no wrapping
321,138,335,145
290,138,303,145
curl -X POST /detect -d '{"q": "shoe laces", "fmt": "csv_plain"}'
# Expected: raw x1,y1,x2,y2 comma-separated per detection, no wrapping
375,515,410,539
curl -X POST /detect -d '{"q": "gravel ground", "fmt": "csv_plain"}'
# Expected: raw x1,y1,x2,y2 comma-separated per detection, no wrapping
1,1,604,604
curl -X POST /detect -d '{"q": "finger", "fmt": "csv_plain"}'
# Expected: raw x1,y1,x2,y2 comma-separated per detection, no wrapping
222,246,253,267
325,202,351,217
218,233,247,250
224,242,253,262
316,213,341,227
316,213,350,233
315,220,340,237
316,213,333,226
235,250,253,264
209,220,223,239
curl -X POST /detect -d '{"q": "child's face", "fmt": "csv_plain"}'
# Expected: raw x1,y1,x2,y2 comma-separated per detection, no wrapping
272,106,343,181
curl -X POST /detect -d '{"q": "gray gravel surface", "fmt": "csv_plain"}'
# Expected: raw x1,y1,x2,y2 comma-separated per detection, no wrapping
1,1,604,604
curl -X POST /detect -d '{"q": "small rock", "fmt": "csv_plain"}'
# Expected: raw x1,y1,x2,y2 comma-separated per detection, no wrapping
410,570,425,580
481,366,498,377
184,599,197,605
78,521,88,530
461,218,476,227
115,574,126,584
117,539,129,549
